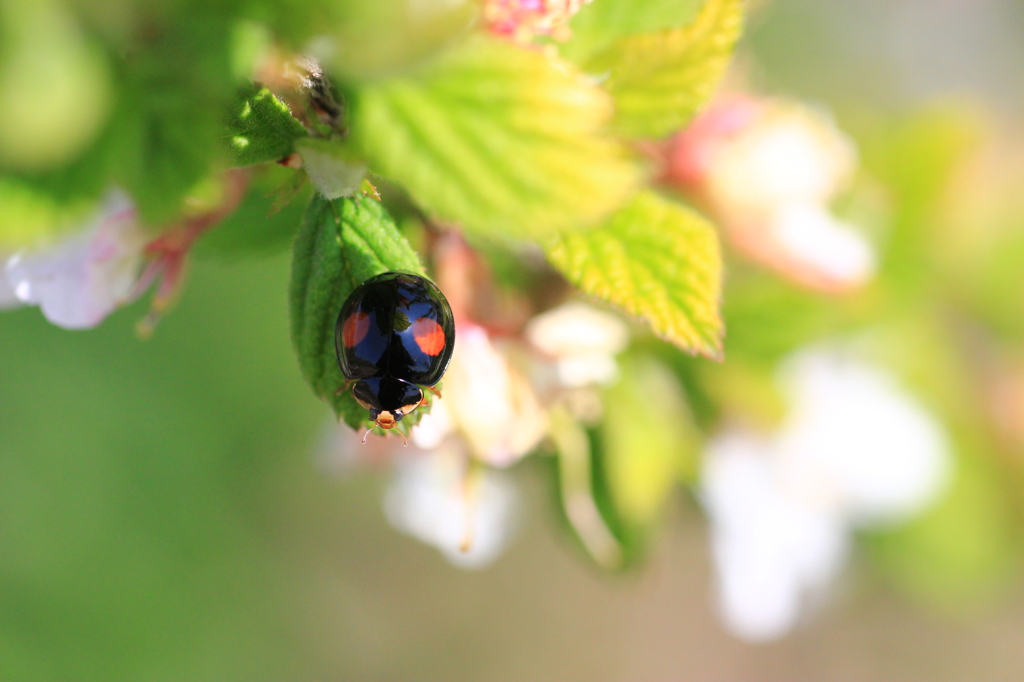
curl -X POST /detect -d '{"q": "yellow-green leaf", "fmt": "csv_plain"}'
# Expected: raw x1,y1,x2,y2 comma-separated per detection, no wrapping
353,36,640,239
590,0,744,138
562,0,703,63
546,191,724,358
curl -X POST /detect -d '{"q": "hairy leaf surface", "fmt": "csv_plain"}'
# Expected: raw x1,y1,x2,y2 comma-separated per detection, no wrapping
353,36,639,239
289,193,424,427
590,0,744,138
546,191,723,358
225,85,308,167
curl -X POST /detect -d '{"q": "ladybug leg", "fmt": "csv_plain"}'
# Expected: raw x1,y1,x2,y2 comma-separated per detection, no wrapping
425,385,442,399
334,379,356,397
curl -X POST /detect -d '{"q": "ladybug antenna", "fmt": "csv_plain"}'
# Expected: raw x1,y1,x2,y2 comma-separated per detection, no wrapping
361,426,374,444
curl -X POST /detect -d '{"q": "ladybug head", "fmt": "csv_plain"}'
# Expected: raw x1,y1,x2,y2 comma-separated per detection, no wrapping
353,377,425,438
368,407,403,430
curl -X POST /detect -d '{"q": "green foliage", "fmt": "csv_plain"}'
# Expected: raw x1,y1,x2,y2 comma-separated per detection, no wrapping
105,13,234,225
0,178,89,249
7,0,1024,667
195,165,311,258
968,226,1024,341
721,268,863,364
323,0,479,81
862,106,983,293
546,191,724,358
598,355,697,543
0,0,113,172
352,36,640,240
548,406,624,569
562,0,703,65
288,193,424,428
587,0,744,138
869,446,1016,609
225,84,307,167
0,254,319,681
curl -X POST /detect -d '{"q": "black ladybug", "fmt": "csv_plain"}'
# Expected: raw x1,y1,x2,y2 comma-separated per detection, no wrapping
335,271,455,440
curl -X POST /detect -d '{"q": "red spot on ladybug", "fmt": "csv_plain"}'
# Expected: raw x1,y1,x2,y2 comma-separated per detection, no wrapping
412,317,446,356
341,311,370,347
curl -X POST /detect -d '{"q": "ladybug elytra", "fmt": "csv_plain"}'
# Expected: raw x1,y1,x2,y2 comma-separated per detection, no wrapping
335,271,455,440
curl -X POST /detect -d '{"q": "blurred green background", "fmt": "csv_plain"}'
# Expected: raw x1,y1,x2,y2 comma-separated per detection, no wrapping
3,0,1024,680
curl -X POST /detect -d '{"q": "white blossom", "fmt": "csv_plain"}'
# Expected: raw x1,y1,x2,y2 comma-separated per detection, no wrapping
703,433,849,642
5,190,148,329
668,97,876,291
701,346,952,641
525,301,629,388
0,254,22,310
413,322,546,467
384,447,519,569
774,349,951,525
704,101,857,215
769,203,876,288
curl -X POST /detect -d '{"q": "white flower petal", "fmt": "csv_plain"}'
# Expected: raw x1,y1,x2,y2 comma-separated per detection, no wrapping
0,253,23,310
384,448,518,569
526,301,629,360
775,348,952,525
708,102,857,213
442,324,546,466
701,345,951,642
702,433,848,642
526,302,629,388
411,397,454,450
555,352,620,388
770,203,876,287
5,190,146,329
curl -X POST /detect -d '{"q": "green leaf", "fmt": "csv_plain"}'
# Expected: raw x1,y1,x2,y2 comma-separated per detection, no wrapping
296,138,366,200
548,406,624,570
224,84,307,167
589,0,744,138
11,128,116,212
722,268,857,364
289,193,425,428
113,14,235,225
352,36,640,239
195,165,311,258
599,355,697,541
0,177,95,249
0,0,113,172
325,0,479,81
861,106,983,292
545,190,723,358
562,0,704,63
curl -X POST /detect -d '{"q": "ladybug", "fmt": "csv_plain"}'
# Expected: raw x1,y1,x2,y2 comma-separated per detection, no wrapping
335,271,455,442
